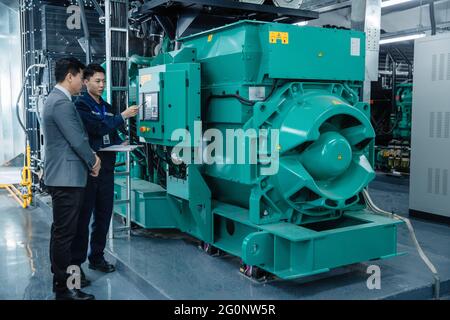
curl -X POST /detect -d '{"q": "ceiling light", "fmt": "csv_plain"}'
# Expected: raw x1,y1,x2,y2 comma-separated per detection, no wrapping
379,33,426,45
381,0,413,8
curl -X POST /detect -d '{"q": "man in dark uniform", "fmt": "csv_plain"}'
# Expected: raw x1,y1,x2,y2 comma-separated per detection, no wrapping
71,64,138,285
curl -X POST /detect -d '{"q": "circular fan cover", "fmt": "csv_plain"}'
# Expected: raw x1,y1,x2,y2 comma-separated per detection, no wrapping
269,89,375,214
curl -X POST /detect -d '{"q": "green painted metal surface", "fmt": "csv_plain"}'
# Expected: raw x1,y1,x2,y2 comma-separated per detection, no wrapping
213,202,402,280
180,20,366,83
392,83,412,140
114,178,178,229
138,60,201,146
115,20,403,280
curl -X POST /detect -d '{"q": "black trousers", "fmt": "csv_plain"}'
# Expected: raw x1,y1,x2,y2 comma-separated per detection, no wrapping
48,186,85,292
71,169,115,266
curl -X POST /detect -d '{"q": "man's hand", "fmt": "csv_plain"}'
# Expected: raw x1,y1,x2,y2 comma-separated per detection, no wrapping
121,140,129,146
91,154,101,177
121,105,140,119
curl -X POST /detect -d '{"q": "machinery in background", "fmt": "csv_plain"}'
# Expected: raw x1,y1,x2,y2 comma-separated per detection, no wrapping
372,43,413,175
410,33,450,223
392,83,413,140
375,83,412,174
114,20,403,280
19,0,107,194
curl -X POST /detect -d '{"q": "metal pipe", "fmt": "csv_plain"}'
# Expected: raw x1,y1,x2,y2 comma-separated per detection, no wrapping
4,185,25,208
393,47,411,65
379,70,410,76
382,0,445,14
15,64,46,138
91,0,105,20
105,0,112,105
381,18,450,41
393,47,413,79
386,50,398,123
305,0,446,16
30,156,43,164
351,0,382,103
392,59,397,112
126,150,131,237
429,1,436,35
78,0,91,64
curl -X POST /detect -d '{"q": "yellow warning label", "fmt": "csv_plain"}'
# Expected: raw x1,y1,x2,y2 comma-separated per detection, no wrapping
269,31,289,45
208,34,213,42
140,74,152,86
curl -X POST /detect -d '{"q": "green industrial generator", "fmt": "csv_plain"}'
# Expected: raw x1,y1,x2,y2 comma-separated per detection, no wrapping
375,83,412,172
392,83,412,140
115,21,402,280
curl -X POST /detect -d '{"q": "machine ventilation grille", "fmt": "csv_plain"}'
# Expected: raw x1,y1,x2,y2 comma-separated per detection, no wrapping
427,167,449,195
431,53,450,81
429,112,450,138
443,169,448,196
439,53,445,81
435,168,440,194
445,112,450,138
436,112,443,138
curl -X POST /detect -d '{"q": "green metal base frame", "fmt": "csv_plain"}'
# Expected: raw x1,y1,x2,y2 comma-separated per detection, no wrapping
213,202,403,279
114,178,403,280
114,178,178,229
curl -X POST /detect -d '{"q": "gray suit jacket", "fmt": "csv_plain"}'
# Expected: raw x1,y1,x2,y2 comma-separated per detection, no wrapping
42,87,96,187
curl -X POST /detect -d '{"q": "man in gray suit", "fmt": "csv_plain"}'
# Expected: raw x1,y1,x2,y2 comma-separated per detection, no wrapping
42,57,101,300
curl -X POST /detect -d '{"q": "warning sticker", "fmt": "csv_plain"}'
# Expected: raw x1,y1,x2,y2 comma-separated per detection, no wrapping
351,37,361,56
269,31,289,45
208,34,213,42
140,74,152,87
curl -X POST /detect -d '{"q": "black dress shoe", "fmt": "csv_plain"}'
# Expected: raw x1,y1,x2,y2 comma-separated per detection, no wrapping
55,289,95,300
80,267,91,288
88,259,116,273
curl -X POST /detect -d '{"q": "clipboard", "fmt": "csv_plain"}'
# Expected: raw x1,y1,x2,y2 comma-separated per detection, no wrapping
98,145,143,152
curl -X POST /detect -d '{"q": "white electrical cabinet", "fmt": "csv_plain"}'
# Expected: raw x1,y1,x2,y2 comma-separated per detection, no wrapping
410,33,450,220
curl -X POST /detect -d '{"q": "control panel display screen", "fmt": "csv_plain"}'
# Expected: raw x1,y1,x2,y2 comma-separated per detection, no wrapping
142,92,159,121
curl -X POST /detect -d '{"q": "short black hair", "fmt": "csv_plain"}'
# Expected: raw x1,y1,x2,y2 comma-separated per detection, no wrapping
83,63,106,81
54,57,85,83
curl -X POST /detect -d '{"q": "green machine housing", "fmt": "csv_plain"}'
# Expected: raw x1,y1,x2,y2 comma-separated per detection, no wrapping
116,21,403,280
392,83,413,140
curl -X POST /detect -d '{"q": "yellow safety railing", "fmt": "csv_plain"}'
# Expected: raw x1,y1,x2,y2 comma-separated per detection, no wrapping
0,144,33,208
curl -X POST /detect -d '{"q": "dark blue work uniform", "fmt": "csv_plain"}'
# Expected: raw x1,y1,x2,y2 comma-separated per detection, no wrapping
71,92,125,266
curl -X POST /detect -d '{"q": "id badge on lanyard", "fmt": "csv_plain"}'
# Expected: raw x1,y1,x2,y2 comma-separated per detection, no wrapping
95,103,111,146
103,134,111,145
